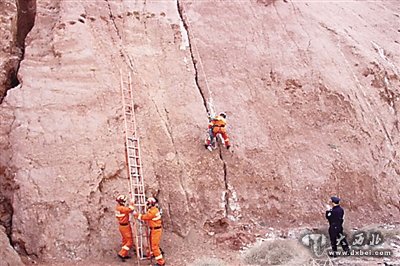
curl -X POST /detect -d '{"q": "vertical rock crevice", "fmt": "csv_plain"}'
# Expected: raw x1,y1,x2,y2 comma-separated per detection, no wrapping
219,149,230,217
176,0,210,115
0,0,36,103
0,0,36,253
104,0,134,70
105,0,122,40
176,0,232,218
16,0,36,49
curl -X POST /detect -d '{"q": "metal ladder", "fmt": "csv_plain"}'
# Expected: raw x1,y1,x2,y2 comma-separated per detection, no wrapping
120,70,150,262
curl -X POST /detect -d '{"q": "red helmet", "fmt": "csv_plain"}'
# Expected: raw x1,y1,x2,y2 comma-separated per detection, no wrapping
116,194,127,204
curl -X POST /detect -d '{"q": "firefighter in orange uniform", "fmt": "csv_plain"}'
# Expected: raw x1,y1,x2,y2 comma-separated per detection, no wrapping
205,112,230,150
134,197,165,266
115,195,135,260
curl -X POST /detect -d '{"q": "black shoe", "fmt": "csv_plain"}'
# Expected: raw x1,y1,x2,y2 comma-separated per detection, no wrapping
118,254,131,260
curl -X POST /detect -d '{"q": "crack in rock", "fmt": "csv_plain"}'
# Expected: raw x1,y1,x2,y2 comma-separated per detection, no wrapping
219,148,230,218
1,0,36,103
176,0,209,114
104,0,134,70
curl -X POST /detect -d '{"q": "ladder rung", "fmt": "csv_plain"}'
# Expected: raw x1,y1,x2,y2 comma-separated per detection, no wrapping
127,146,139,149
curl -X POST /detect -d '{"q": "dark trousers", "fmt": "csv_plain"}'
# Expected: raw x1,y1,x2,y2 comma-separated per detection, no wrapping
329,226,349,252
208,128,215,144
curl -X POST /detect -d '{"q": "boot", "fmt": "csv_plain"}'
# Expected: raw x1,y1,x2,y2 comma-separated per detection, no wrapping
118,254,132,262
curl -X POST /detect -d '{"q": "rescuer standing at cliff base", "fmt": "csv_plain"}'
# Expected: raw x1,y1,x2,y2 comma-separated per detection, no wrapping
134,197,166,266
115,194,136,260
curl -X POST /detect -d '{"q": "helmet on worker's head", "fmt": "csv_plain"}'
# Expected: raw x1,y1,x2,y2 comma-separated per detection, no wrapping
116,194,128,204
219,112,227,119
146,197,157,207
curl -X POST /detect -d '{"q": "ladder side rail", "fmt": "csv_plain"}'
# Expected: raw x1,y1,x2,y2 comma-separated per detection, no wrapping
128,73,151,261
121,70,151,261
120,70,141,262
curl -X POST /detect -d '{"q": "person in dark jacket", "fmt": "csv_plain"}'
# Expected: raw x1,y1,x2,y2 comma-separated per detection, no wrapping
325,196,350,256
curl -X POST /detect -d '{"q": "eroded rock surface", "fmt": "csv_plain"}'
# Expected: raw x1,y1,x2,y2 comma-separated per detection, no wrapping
0,226,23,266
0,0,36,101
0,0,399,264
0,0,18,100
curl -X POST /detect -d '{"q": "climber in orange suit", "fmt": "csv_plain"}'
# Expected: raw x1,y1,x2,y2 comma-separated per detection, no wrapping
134,197,165,266
115,194,135,260
205,112,230,150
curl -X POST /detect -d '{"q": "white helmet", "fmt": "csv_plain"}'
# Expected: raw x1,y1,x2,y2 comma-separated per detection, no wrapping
116,194,127,204
146,197,157,207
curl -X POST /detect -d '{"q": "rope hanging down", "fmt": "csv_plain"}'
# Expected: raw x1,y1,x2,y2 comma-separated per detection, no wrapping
183,12,216,117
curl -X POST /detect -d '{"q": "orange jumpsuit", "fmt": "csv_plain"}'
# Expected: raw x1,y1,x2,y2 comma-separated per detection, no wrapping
206,115,230,147
135,206,165,265
115,204,135,258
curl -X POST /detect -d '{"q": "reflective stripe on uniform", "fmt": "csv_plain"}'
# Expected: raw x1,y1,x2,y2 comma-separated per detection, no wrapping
122,245,130,251
155,254,163,260
138,214,142,220
152,212,161,221
115,213,125,218
129,205,135,210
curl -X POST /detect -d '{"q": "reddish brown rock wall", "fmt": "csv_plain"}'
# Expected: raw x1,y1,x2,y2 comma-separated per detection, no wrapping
0,0,399,263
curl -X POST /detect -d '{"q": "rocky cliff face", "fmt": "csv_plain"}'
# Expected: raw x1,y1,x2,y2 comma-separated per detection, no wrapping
0,0,399,264
0,226,24,266
0,0,18,100
0,0,36,101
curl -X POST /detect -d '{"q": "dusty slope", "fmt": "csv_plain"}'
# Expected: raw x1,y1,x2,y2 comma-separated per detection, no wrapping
0,0,399,264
